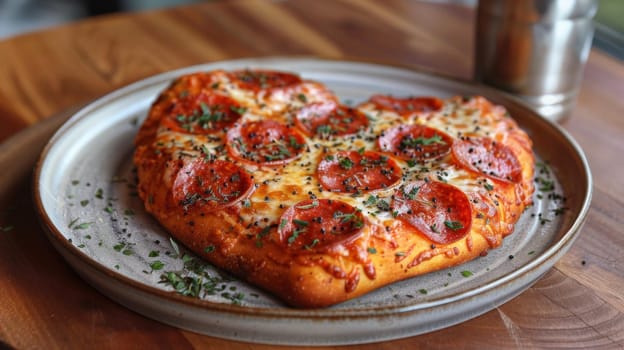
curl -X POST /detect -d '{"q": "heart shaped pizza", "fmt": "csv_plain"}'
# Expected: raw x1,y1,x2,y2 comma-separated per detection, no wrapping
134,69,535,308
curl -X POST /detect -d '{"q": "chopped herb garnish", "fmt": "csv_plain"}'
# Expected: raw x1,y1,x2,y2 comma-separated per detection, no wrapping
230,105,247,115
303,238,320,250
404,186,420,200
68,218,79,229
261,141,292,162
159,271,202,297
74,222,93,230
95,188,104,199
257,225,272,241
180,192,201,208
113,243,125,252
297,200,319,210
536,178,555,192
367,247,377,254
536,161,550,175
287,228,305,245
204,245,216,253
150,261,165,271
200,144,214,161
461,270,473,277
419,289,428,295
289,136,304,149
221,292,245,305
80,200,89,207
293,219,309,227
316,124,334,136
338,156,354,170
333,211,364,228
148,250,160,257
376,200,390,211
364,195,377,206
444,221,463,230
400,134,445,149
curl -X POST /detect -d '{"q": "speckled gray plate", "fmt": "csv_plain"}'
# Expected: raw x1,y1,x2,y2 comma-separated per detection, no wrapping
34,57,592,345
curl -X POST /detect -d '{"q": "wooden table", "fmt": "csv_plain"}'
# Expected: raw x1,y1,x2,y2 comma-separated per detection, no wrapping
1,0,623,348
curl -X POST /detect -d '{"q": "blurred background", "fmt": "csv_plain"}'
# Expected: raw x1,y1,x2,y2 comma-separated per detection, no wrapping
0,0,622,59
0,0,202,38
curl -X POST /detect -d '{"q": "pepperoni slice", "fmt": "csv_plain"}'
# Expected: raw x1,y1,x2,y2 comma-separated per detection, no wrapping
229,69,302,91
160,93,245,134
317,150,401,193
278,199,365,251
452,137,522,183
391,181,472,244
226,120,306,166
295,102,369,138
369,95,443,116
378,124,453,161
172,159,254,210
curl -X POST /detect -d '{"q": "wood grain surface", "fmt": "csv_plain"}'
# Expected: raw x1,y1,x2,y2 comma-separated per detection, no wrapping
0,0,623,348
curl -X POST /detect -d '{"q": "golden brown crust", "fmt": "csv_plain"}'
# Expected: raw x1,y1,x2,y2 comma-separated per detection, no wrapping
133,71,535,308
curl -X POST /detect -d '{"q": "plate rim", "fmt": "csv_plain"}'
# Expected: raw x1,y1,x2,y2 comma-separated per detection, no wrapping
33,56,593,320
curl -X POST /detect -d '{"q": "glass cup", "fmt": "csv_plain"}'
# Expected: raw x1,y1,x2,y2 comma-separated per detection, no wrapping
475,0,598,123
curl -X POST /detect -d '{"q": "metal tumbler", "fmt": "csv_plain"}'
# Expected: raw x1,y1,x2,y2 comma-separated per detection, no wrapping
475,0,598,122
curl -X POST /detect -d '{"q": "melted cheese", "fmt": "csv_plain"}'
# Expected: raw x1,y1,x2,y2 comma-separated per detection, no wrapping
153,80,511,248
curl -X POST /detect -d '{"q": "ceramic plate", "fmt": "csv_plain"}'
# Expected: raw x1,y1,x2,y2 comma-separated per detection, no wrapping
34,57,592,345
